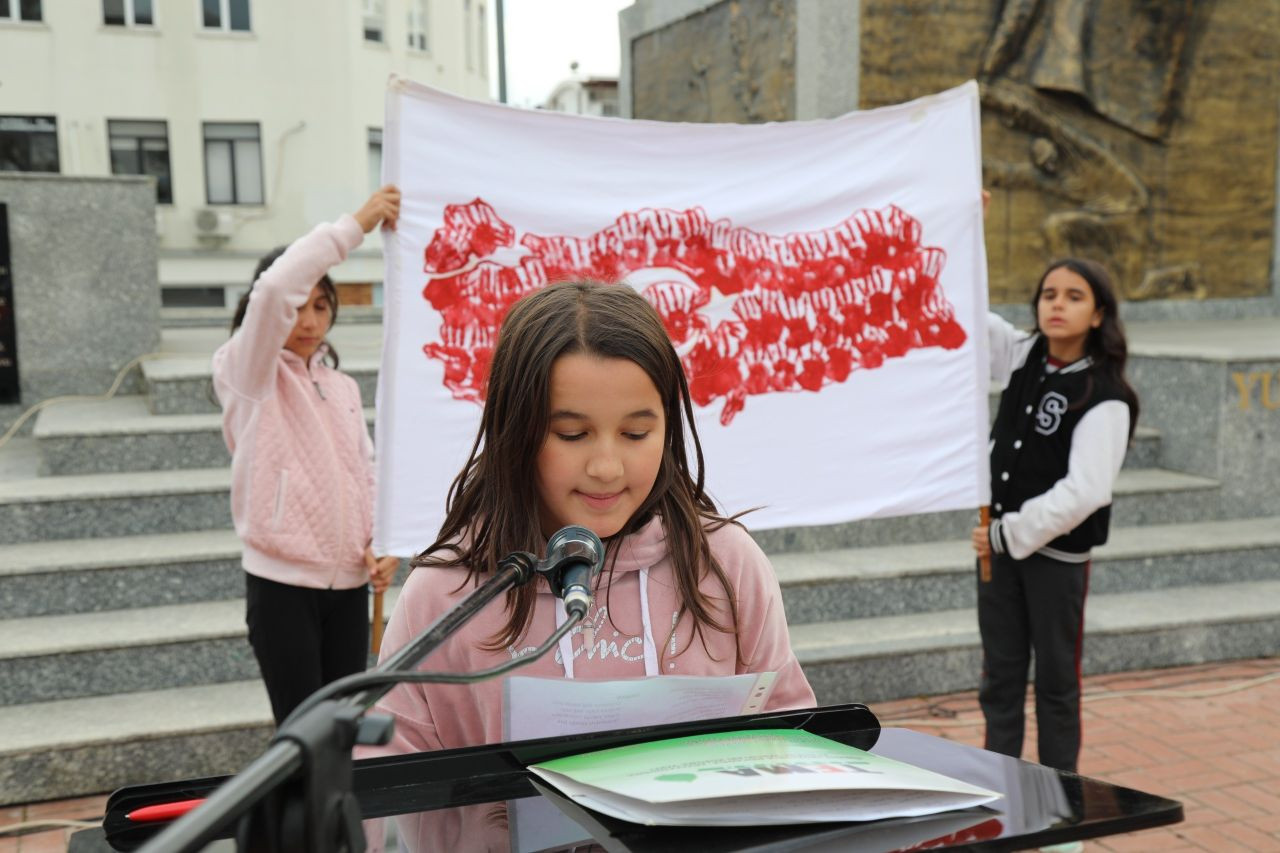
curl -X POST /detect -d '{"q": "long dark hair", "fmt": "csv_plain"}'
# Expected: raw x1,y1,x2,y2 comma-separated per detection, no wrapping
230,246,341,368
1031,258,1139,436
414,281,744,662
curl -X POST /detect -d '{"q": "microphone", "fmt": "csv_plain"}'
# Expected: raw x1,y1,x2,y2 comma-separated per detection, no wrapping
539,525,605,618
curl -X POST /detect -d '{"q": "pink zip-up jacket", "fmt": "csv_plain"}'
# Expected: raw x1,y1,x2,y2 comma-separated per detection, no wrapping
212,215,374,589
363,515,815,851
374,514,815,748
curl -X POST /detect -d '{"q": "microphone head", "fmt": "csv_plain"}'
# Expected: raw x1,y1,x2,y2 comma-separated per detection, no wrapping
542,525,605,589
537,522,601,594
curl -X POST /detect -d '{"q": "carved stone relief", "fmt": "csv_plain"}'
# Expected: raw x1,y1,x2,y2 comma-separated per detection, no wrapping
626,0,1276,302
860,0,1278,302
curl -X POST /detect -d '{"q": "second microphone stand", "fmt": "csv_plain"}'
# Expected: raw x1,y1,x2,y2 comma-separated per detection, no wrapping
139,550,581,853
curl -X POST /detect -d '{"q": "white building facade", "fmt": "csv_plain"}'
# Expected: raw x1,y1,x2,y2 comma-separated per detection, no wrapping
0,0,491,305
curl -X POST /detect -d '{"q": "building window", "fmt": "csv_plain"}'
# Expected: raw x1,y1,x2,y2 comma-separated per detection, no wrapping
201,0,249,32
363,0,383,42
203,122,262,204
476,3,486,76
0,116,59,173
0,0,42,22
367,128,383,192
406,0,427,51
103,0,153,26
108,120,172,203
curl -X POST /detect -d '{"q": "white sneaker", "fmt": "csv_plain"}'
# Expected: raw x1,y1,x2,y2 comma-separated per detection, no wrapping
1038,843,1083,853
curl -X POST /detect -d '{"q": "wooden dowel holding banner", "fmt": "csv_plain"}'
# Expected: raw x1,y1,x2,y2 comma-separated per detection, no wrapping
372,591,385,655
979,505,991,582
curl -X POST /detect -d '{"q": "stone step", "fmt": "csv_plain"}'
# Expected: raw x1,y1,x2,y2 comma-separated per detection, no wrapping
2,505,1267,625
23,389,1165,477
0,589,402,706
140,356,223,415
137,354,1163,463
0,467,231,545
32,395,377,475
4,578,1276,805
0,680,273,806
161,305,384,329
0,464,1220,548
1124,425,1160,469
142,355,380,416
0,436,39,481
0,529,243,618
0,600,257,707
796,578,1280,705
134,352,1163,469
33,395,229,475
0,530,408,620
6,509,1271,705
752,467,1222,553
773,516,1280,624
25,389,1164,480
147,357,381,417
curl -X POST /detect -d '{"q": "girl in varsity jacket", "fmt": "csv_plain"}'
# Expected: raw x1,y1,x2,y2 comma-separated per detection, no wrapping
971,257,1139,773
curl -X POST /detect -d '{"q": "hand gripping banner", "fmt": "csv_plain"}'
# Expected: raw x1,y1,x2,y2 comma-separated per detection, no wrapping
375,78,989,556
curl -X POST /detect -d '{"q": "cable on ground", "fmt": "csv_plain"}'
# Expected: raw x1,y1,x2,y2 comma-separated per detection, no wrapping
0,351,166,450
0,818,100,837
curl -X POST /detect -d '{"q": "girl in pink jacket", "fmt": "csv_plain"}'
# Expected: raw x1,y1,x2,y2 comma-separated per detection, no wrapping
375,281,815,753
213,186,400,725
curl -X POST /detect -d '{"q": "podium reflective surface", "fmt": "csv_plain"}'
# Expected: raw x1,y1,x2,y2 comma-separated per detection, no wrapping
98,704,1181,852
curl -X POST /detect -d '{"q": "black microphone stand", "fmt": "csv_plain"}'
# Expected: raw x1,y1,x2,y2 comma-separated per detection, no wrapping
139,551,547,853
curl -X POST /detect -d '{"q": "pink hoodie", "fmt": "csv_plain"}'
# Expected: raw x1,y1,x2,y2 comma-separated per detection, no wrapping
373,515,815,753
211,215,374,589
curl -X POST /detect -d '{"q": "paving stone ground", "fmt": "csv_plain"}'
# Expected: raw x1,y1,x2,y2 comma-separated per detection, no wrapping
872,656,1280,851
2,656,1277,851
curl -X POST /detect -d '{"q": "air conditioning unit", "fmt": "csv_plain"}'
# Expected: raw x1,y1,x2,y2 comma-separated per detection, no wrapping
194,208,235,244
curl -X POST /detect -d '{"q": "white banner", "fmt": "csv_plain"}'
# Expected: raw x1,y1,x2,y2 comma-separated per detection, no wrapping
375,78,989,557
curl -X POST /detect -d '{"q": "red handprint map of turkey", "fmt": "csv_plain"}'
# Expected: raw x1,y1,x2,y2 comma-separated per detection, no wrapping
418,199,966,426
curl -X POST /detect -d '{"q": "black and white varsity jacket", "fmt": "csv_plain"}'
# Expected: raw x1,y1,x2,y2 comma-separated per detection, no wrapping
985,314,1132,563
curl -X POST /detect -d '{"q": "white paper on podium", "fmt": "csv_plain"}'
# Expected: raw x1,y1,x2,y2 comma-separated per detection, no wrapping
502,672,777,743
528,729,1002,827
504,672,777,852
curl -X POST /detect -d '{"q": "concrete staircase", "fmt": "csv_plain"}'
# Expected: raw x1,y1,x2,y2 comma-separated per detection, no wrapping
1,320,1278,805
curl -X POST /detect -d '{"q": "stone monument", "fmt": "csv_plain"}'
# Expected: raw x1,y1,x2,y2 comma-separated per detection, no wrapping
620,0,1280,312
0,174,160,431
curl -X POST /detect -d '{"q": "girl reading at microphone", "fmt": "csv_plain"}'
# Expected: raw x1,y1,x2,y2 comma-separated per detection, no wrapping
374,280,815,754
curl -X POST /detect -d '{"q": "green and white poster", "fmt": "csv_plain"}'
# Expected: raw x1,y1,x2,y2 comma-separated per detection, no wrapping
528,728,1000,827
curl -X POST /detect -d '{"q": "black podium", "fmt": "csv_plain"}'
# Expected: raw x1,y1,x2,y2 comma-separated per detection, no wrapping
96,704,1181,851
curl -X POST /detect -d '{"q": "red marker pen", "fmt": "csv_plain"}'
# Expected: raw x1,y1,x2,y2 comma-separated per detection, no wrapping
125,798,205,823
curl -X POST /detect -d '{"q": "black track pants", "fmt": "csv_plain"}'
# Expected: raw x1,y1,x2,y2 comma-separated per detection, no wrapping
244,572,370,726
977,551,1089,772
